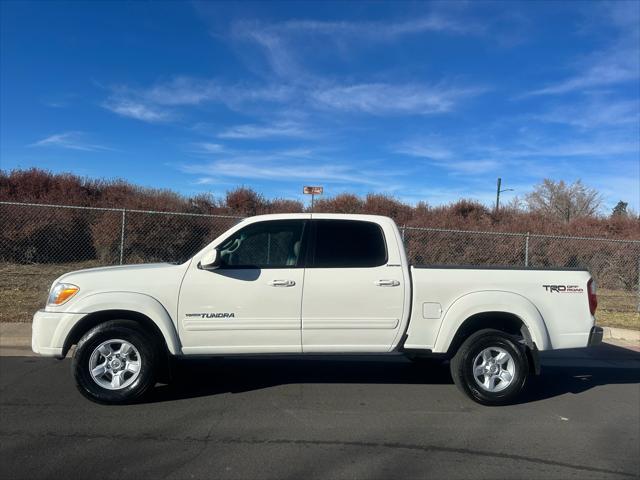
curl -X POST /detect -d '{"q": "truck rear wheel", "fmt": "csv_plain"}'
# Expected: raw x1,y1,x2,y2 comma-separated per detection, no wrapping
72,320,158,404
450,329,528,406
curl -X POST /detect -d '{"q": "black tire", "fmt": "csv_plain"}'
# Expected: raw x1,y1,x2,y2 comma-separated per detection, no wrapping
72,319,159,404
450,329,528,406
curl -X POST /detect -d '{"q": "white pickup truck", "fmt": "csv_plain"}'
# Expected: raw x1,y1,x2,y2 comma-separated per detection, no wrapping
32,214,602,405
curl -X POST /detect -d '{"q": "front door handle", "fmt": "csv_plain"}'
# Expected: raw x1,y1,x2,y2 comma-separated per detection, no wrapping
375,279,400,287
268,279,296,287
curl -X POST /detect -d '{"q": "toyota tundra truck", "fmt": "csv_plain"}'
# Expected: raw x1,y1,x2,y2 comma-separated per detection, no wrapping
31,214,602,405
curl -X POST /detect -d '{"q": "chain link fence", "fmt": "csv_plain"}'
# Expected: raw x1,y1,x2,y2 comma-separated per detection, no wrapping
403,226,640,328
1,201,639,328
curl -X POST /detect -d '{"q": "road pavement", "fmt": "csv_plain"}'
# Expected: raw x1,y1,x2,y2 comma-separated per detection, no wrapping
0,343,639,479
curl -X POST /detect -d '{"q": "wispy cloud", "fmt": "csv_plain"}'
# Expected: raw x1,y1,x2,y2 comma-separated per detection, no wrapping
312,83,484,115
525,2,639,96
179,146,398,187
395,129,639,177
102,75,482,124
394,139,500,175
29,132,112,152
186,161,380,185
497,139,639,158
232,15,482,79
191,142,227,154
532,98,640,129
274,15,482,38
103,99,171,123
394,140,453,160
525,47,639,96
102,77,293,123
144,77,291,106
218,121,310,139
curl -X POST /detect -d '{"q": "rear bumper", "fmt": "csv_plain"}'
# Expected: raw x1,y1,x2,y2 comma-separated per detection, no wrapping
588,326,603,347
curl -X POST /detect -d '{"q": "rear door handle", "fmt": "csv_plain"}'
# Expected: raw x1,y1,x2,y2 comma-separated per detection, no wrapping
375,279,400,287
268,279,296,287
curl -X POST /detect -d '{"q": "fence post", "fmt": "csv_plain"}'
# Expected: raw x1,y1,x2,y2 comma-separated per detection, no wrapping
524,232,530,267
119,209,126,265
401,225,406,243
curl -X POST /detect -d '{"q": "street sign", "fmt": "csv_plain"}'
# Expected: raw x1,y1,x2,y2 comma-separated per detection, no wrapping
303,186,323,195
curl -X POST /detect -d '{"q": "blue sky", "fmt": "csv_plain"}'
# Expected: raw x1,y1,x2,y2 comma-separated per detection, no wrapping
1,1,639,211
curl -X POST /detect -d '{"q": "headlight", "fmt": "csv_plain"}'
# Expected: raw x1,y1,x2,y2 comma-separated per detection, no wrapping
47,283,79,306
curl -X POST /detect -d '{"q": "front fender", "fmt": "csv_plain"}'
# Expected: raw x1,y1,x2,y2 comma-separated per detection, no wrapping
433,290,551,353
55,291,181,355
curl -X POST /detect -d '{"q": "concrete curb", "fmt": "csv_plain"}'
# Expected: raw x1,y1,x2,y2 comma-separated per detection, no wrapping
0,323,31,348
602,326,640,342
1,322,639,350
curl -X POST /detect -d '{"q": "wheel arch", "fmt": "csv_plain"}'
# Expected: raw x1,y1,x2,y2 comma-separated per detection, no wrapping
59,292,181,357
63,309,170,357
434,290,551,355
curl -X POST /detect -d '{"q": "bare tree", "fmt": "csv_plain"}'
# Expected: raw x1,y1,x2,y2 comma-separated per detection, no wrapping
526,179,602,222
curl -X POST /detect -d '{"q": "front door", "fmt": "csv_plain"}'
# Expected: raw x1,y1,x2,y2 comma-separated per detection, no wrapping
301,219,405,352
179,219,307,354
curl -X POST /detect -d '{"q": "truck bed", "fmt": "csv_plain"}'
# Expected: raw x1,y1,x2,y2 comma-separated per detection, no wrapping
404,265,594,353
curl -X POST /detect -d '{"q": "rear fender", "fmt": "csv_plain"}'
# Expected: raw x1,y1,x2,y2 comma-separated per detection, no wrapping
433,290,551,353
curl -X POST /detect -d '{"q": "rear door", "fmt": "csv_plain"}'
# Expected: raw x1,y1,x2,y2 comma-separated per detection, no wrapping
301,219,405,352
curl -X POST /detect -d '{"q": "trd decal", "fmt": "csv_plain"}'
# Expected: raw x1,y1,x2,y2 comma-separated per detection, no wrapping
186,313,236,318
543,285,584,293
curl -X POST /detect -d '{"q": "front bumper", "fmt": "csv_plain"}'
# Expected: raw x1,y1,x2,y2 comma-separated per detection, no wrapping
32,310,85,357
588,326,603,347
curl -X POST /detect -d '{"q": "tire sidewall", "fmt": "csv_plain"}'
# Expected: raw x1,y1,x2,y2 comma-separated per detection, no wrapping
73,321,157,404
454,330,528,406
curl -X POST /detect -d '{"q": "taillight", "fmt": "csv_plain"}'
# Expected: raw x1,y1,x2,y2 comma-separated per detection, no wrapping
587,278,597,315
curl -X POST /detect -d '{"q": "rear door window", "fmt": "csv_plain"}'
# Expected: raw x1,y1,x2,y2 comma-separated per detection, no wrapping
311,220,387,268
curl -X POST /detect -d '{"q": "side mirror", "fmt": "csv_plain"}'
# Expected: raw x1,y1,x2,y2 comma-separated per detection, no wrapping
198,249,221,270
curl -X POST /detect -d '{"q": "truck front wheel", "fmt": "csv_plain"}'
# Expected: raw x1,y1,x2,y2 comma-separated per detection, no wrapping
450,329,528,406
72,320,158,404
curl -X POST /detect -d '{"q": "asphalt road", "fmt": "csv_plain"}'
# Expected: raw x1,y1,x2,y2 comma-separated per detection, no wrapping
1,343,639,479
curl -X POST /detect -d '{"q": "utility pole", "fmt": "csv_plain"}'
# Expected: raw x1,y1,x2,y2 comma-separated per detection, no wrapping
495,178,514,214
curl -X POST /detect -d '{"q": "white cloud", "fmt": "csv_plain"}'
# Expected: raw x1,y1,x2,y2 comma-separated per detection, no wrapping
102,75,482,124
101,77,294,123
311,83,483,115
30,132,111,152
526,47,639,96
394,141,453,160
525,2,639,96
505,139,639,158
144,77,291,106
233,14,481,56
179,146,400,187
394,138,500,174
231,14,482,79
103,99,171,123
183,160,382,186
533,98,640,129
191,143,226,154
218,121,310,139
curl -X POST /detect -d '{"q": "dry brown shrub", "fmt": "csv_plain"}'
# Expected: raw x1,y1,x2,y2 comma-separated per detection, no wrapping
1,169,638,268
313,194,364,214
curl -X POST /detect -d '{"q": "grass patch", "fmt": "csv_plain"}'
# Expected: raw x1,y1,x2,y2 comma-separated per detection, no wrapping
597,289,640,330
0,261,102,323
0,263,638,331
